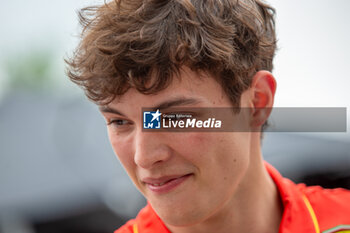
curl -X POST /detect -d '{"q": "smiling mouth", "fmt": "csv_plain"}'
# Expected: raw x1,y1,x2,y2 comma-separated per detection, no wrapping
152,181,168,186
142,174,193,194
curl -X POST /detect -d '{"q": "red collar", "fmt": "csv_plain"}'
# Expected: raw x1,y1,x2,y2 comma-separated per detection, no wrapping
265,162,318,233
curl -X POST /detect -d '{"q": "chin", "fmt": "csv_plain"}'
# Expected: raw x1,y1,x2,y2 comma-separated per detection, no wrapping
160,212,202,227
152,200,210,227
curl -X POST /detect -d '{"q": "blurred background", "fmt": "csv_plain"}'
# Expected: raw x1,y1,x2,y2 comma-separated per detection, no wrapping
0,0,349,232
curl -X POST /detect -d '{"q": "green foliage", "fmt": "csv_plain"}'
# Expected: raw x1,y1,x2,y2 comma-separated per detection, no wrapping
5,50,54,90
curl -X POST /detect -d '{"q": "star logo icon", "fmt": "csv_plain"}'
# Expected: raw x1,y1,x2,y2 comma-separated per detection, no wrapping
151,109,162,122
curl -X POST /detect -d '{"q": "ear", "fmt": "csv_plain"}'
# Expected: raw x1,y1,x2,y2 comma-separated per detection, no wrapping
249,70,277,128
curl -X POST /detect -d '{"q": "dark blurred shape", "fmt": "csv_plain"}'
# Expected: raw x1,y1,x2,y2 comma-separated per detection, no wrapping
301,171,350,189
33,206,125,233
0,91,145,233
263,133,350,189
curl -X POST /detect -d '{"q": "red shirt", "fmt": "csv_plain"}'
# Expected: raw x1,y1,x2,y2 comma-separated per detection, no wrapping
115,163,350,233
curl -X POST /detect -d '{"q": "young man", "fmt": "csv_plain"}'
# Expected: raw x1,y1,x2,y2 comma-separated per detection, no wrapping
66,0,350,232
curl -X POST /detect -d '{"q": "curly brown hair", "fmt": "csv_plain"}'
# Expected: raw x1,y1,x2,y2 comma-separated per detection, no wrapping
66,0,276,106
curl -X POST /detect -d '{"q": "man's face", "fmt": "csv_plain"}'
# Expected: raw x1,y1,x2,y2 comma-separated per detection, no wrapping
100,67,252,226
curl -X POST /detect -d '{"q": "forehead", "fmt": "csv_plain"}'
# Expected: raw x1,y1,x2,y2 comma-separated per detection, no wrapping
113,67,227,107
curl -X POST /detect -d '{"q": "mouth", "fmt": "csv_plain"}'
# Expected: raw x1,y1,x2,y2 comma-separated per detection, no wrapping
142,174,193,194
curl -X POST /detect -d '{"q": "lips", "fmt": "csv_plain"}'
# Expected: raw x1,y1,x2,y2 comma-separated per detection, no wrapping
141,174,192,194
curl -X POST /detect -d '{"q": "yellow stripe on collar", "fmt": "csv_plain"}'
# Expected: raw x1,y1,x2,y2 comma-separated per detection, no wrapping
133,223,139,233
302,194,320,233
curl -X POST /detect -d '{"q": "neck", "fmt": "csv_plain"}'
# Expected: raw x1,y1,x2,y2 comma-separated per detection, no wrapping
168,135,283,233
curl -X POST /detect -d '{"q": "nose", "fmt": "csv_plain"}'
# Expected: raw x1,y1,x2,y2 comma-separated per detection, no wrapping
133,131,172,169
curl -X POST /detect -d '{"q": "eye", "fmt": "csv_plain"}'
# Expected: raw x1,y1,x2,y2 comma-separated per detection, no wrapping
107,119,132,129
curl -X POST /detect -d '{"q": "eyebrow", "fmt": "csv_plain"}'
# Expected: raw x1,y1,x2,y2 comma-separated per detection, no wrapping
153,97,202,110
99,97,202,116
99,106,127,116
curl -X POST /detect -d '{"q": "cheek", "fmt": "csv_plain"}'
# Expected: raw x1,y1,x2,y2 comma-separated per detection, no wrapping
169,132,231,176
180,132,250,179
216,133,251,168
169,132,211,161
107,129,136,174
215,133,251,186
